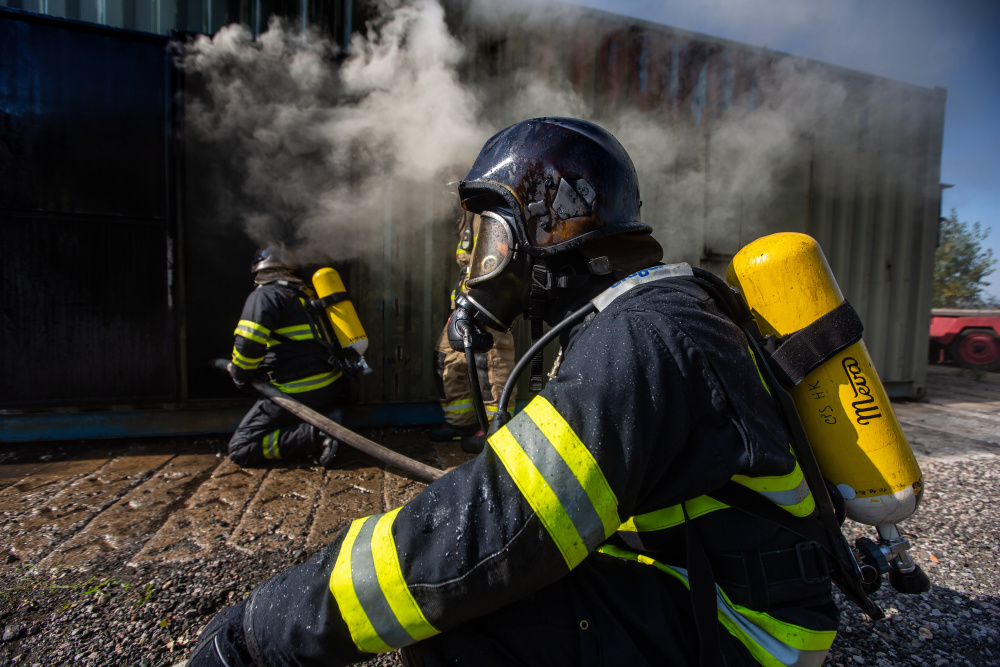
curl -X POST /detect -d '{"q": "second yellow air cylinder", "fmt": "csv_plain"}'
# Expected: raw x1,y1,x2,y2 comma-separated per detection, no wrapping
312,268,369,357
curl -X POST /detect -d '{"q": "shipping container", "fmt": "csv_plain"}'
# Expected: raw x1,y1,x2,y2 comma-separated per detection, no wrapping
0,0,945,441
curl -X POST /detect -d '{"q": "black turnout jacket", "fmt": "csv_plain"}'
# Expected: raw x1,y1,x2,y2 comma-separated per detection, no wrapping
237,265,839,666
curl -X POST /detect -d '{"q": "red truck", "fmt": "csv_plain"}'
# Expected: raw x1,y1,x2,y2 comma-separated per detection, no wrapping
929,309,1000,371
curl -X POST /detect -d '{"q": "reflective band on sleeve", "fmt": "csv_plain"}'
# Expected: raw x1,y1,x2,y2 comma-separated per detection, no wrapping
596,544,835,667
231,347,264,370
262,429,280,460
329,509,438,653
618,496,729,533
488,396,619,570
732,453,815,518
235,320,271,345
272,370,342,394
274,324,320,341
523,399,619,539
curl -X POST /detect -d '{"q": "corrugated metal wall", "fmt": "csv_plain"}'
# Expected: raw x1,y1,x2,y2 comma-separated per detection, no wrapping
0,10,178,407
1,0,945,422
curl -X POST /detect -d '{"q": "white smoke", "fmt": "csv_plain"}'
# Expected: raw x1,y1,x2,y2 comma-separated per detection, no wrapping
184,0,860,266
183,1,487,264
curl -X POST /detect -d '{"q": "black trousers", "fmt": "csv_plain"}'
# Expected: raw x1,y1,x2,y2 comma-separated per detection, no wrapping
227,382,341,467
189,548,759,667
399,552,757,667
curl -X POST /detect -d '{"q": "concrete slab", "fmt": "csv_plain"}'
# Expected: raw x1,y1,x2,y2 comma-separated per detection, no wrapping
228,466,326,554
306,468,385,550
3,449,171,561
38,452,220,570
130,459,267,565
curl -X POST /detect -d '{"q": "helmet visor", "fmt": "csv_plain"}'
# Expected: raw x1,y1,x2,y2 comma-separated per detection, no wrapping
468,211,515,287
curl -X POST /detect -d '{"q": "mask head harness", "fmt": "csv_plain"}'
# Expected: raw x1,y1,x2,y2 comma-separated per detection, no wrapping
453,117,654,394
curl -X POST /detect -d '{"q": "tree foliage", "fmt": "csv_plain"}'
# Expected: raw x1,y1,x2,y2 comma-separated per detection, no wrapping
933,209,997,308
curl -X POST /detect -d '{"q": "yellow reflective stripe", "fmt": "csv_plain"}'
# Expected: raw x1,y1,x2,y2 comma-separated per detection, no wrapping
596,544,835,666
441,402,512,417
523,398,619,539
488,396,619,570
235,320,271,345
489,427,588,568
732,603,838,653
231,347,264,370
441,399,473,414
262,429,280,460
274,324,319,341
732,456,815,518
273,371,342,393
618,496,729,532
329,510,439,653
370,509,438,643
748,345,772,395
330,518,393,653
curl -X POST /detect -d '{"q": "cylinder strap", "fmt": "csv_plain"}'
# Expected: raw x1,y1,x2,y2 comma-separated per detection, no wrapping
314,292,349,309
769,300,864,387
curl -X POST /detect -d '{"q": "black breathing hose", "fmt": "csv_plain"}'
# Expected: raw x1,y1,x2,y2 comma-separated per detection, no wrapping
463,327,491,434
495,301,598,425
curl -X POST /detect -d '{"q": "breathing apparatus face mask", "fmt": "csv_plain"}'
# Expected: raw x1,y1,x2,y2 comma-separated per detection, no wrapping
468,210,516,287
457,209,534,335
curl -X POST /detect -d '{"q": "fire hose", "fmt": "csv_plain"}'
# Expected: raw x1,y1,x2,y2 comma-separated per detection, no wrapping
212,358,444,483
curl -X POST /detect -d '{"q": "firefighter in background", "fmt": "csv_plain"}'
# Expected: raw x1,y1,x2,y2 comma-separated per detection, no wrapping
189,118,839,667
430,207,516,453
226,243,341,468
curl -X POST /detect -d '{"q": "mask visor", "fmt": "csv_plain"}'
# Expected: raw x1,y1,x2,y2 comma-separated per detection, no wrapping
468,211,515,286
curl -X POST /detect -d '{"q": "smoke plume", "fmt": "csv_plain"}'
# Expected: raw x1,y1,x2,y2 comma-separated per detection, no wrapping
182,0,487,264
183,0,858,265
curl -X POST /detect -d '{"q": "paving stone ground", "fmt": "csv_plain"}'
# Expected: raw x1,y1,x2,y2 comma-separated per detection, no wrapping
0,364,997,666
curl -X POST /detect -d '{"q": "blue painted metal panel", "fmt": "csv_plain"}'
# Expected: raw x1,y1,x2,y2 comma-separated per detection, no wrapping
0,399,538,443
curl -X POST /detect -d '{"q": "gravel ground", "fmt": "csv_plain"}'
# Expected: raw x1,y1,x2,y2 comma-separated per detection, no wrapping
1,451,997,666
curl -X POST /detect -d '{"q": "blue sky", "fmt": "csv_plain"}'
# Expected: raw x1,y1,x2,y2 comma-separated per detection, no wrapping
566,0,1000,302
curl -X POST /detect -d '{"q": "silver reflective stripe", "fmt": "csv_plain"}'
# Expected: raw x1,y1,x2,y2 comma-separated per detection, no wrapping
442,400,473,413
350,516,414,648
756,478,811,508
591,263,693,312
669,565,828,667
505,414,606,551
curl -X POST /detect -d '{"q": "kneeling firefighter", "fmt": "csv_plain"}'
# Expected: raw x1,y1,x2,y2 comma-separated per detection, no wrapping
191,118,845,666
227,244,368,469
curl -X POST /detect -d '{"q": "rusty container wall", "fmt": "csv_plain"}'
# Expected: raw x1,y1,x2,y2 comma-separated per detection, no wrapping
466,7,944,399
0,9,178,407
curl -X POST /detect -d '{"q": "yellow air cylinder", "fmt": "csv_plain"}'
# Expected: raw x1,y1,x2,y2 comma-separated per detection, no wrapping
312,268,369,357
726,232,923,526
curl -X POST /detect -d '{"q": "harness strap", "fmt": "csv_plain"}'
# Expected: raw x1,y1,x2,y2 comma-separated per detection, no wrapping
313,292,350,309
684,503,725,667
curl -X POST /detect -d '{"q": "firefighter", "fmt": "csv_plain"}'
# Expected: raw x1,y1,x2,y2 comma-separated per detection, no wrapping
226,243,342,468
431,208,517,453
189,118,839,666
